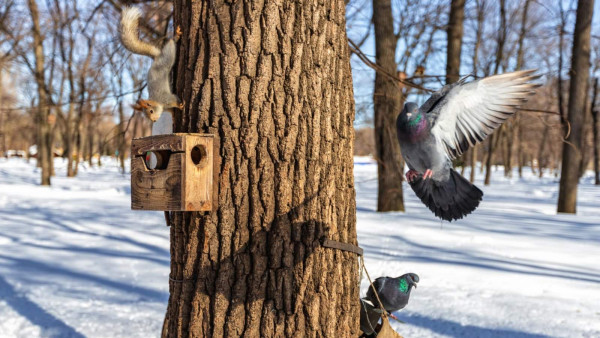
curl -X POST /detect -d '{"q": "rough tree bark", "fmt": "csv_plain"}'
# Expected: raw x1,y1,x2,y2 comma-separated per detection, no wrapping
557,0,594,213
163,1,359,336
446,0,465,85
372,0,405,212
28,0,52,186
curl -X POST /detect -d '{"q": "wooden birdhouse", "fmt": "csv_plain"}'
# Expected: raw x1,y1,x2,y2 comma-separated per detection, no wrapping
131,133,214,211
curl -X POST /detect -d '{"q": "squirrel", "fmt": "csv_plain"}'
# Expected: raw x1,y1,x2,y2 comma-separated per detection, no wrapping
119,7,183,122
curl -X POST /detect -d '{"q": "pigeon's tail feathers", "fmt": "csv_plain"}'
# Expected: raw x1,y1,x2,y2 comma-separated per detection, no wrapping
409,169,483,221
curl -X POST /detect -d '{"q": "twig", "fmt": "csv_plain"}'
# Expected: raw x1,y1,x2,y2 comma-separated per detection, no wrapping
348,38,435,93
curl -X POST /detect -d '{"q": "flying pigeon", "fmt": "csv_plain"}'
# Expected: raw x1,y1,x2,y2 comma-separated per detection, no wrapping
396,70,540,221
365,273,419,313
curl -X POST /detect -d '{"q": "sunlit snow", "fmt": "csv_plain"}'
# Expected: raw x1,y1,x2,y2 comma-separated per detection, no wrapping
0,157,598,337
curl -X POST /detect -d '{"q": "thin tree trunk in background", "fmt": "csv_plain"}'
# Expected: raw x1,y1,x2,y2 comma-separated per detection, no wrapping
555,16,564,180
470,0,485,183
373,0,405,212
480,149,487,174
53,0,77,177
0,69,4,158
28,0,52,186
484,135,496,185
73,122,81,175
592,78,599,185
65,103,76,176
579,80,592,178
446,0,465,85
118,100,126,173
558,0,594,213
163,1,359,336
493,0,506,76
538,120,550,178
87,114,94,167
517,121,524,178
64,69,76,177
470,145,477,182
503,126,513,177
558,1,567,131
513,0,531,178
484,0,506,185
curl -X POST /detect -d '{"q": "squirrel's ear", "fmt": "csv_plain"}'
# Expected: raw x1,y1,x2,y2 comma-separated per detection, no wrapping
136,99,152,109
143,99,161,106
131,103,144,111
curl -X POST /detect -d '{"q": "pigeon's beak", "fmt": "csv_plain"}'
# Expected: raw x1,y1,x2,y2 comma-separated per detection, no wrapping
406,113,412,117
409,273,419,288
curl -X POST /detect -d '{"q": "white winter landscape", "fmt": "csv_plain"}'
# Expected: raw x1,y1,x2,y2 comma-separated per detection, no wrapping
0,157,599,338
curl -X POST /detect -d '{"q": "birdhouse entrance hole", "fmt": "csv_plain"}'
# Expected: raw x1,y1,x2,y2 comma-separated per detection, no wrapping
190,145,208,168
145,150,172,170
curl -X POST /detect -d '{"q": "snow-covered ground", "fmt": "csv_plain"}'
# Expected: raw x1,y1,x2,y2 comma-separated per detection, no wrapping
0,157,599,337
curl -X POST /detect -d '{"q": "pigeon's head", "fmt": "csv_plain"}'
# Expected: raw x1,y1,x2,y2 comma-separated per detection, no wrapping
398,102,425,129
401,102,419,117
398,273,419,293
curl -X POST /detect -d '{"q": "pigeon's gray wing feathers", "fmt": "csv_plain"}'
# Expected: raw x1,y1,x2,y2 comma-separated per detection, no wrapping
420,74,472,114
429,70,540,159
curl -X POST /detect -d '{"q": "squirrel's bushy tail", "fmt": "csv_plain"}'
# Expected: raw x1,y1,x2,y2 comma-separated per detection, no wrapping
120,7,161,58
409,169,483,221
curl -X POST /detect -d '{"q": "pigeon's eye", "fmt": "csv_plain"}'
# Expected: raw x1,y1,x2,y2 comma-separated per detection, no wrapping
150,110,154,114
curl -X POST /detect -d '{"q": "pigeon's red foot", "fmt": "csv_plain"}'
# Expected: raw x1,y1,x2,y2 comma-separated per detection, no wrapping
423,169,433,180
406,170,419,182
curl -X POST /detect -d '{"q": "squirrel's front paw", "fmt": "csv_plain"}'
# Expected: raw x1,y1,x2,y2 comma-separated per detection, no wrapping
176,26,182,38
178,101,185,110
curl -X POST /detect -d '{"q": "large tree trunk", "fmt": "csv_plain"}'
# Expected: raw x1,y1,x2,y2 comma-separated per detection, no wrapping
557,0,594,213
28,0,52,186
446,0,465,85
372,0,405,212
163,1,359,336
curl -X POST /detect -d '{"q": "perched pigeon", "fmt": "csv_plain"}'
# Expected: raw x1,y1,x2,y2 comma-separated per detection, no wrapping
396,70,540,221
366,273,419,313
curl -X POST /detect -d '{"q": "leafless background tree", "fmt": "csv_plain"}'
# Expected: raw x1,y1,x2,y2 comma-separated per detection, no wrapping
348,0,598,214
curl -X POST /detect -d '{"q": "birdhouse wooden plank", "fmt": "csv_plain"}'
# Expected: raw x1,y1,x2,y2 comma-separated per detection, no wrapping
131,133,214,211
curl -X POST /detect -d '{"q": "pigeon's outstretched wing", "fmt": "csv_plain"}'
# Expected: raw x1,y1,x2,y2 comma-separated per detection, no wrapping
427,70,540,159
